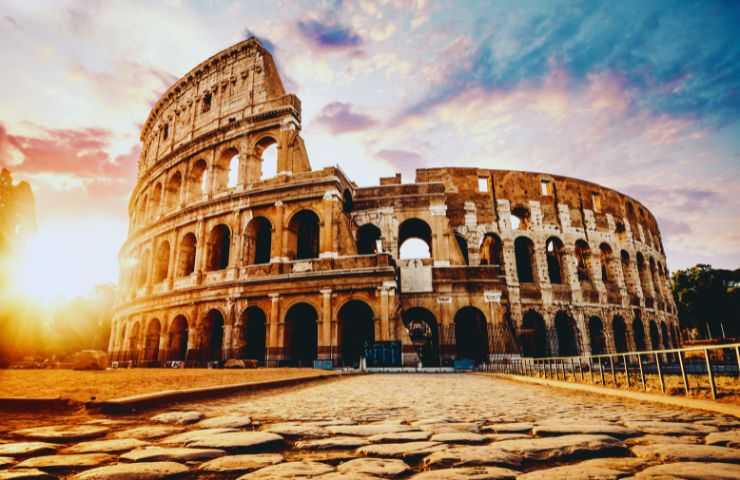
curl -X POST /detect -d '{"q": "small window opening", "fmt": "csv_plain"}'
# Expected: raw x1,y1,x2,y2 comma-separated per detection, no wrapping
162,123,169,140
227,154,239,188
540,180,552,196
592,193,602,213
477,177,489,192
202,92,212,113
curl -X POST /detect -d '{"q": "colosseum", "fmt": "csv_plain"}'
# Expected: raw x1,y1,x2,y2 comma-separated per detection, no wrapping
109,38,679,368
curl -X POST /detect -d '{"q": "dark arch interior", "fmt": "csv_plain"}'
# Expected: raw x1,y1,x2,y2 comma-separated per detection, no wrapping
247,217,272,264
455,233,469,265
168,315,189,361
479,233,503,266
284,303,318,366
633,316,646,351
546,237,564,284
178,233,197,276
202,310,224,362
289,210,320,260
588,316,605,354
207,224,230,271
242,307,266,363
649,320,661,350
555,311,579,356
144,319,161,362
514,237,535,283
357,224,381,255
575,240,591,282
613,315,628,353
339,301,375,367
398,218,433,259
402,307,439,366
521,310,548,357
660,321,670,349
454,307,489,364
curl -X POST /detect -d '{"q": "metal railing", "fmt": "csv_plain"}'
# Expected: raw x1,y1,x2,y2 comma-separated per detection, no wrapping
480,342,740,400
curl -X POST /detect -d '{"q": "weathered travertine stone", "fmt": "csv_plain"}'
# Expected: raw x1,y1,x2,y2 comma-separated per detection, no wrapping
120,446,225,462
198,453,284,473
634,461,740,479
185,431,284,451
480,424,533,434
328,425,415,437
264,423,328,439
0,469,56,480
238,461,335,479
410,466,520,479
0,443,57,457
631,443,740,463
64,439,149,454
532,423,639,438
336,458,410,477
490,434,626,462
150,411,204,425
707,431,740,448
624,421,718,436
430,433,487,444
111,426,181,440
12,426,109,443
71,461,189,480
627,434,701,446
197,415,253,429
159,428,237,445
368,432,432,443
295,437,369,450
422,446,523,469
357,442,445,460
420,423,480,434
516,457,647,479
483,434,529,442
16,453,112,469
0,458,12,468
316,473,381,480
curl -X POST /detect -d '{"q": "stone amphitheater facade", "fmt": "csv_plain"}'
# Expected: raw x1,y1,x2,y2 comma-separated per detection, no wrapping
109,38,679,367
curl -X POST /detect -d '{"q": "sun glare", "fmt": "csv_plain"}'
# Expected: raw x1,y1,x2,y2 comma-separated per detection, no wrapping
10,219,126,305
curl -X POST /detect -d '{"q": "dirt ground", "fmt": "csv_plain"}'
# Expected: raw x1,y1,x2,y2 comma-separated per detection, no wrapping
0,368,331,402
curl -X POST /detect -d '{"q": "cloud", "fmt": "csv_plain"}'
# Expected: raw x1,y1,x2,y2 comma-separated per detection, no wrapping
376,149,424,175
313,102,377,134
621,185,722,213
296,18,363,51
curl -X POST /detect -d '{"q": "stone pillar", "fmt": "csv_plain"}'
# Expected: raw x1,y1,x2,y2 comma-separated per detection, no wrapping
194,218,207,284
379,286,390,341
272,201,285,262
430,204,450,266
267,293,280,366
158,329,168,362
437,295,453,363
166,231,177,289
320,191,338,258
232,306,245,359
319,288,333,362
562,245,582,301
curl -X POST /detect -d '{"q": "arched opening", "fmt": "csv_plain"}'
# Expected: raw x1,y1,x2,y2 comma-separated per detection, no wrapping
510,205,530,230
621,250,636,295
455,233,469,265
288,210,320,260
599,243,614,284
398,218,432,260
356,224,381,255
479,233,503,266
649,320,660,350
207,224,231,271
228,153,239,188
521,310,548,357
127,322,141,362
660,321,670,349
338,301,375,367
241,307,266,363
555,311,579,356
177,233,197,277
144,318,161,362
343,190,353,213
588,316,606,355
137,249,151,287
284,303,318,366
575,240,592,283
188,159,208,200
153,240,170,283
256,137,278,180
137,194,148,226
149,182,162,220
245,217,272,265
636,252,650,294
402,307,440,366
514,236,535,283
202,310,224,363
633,314,646,351
613,315,628,353
167,315,189,361
454,307,489,364
546,237,564,284
165,171,182,211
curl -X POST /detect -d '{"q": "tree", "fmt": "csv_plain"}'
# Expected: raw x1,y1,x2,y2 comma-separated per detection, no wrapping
672,264,740,339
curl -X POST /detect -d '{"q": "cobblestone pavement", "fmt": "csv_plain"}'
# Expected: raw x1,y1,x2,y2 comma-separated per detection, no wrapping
1,374,739,479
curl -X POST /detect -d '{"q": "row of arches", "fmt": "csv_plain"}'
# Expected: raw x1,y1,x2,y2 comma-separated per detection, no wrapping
134,141,278,228
133,210,321,288
520,310,679,357
118,302,495,367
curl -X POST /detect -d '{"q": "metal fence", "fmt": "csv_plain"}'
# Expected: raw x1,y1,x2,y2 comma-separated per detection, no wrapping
479,342,740,400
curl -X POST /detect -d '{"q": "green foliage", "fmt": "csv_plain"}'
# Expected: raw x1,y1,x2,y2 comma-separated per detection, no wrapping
672,264,740,339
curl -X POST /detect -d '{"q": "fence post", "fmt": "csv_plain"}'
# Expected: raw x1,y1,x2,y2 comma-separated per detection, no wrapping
678,350,689,396
655,352,665,393
589,357,594,383
735,346,740,378
705,349,717,400
637,353,646,390
609,356,616,386
561,359,567,381
623,354,630,388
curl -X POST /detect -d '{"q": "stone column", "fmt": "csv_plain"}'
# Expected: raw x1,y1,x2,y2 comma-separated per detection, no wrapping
267,294,280,366
437,295,453,362
320,191,337,258
430,204,450,266
166,231,177,289
158,328,168,362
379,286,390,341
194,218,207,284
272,201,285,262
562,245,581,301
319,288,333,362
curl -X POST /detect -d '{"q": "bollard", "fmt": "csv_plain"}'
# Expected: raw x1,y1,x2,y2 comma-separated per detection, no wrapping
609,356,616,386
599,359,605,385
637,353,646,391
705,349,717,400
655,352,665,393
678,350,689,396
623,354,630,388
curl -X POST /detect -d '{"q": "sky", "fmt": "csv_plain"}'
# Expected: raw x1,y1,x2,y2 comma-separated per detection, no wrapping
1,0,739,295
